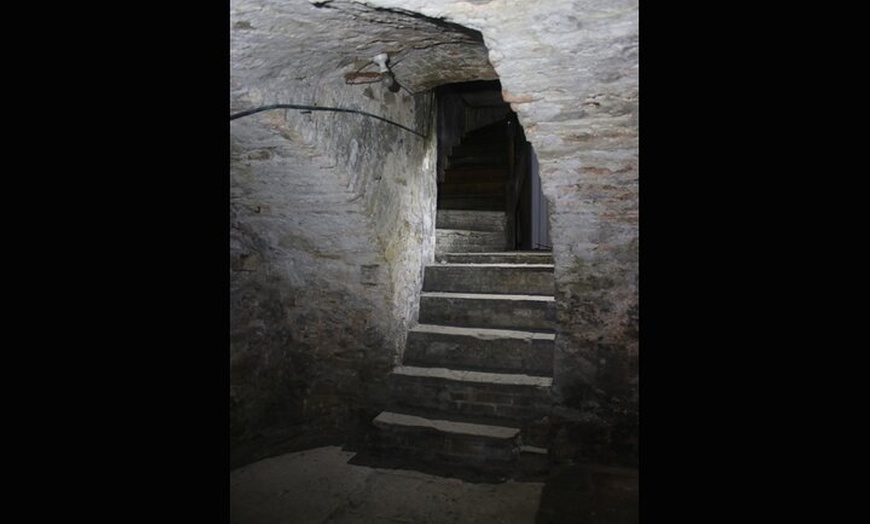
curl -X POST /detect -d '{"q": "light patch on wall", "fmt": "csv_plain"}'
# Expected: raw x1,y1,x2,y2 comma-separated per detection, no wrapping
422,146,433,171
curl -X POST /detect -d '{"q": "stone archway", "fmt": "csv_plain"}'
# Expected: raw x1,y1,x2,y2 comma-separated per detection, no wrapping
230,0,638,468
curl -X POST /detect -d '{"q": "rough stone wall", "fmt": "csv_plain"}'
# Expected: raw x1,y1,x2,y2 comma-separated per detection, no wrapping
361,0,640,466
230,109,438,468
281,80,438,357
230,114,406,467
230,0,491,467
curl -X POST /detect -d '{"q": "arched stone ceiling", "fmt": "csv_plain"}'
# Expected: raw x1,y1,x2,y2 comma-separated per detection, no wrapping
231,0,499,112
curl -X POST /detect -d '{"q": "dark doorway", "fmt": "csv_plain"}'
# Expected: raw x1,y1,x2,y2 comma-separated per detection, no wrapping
435,80,550,251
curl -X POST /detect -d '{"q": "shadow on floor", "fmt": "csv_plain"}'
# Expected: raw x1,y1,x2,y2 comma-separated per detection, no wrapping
345,447,517,484
534,463,638,524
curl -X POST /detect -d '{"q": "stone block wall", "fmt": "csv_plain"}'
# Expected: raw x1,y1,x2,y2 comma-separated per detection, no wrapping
230,89,437,468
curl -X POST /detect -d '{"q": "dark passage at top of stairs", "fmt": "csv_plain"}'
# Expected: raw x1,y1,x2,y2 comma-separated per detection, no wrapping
438,120,511,212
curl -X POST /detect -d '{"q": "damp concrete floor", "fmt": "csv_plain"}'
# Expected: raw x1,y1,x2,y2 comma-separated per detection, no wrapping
230,446,638,524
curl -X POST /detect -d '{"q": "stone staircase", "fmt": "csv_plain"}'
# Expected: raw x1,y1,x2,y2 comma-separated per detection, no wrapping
372,209,555,478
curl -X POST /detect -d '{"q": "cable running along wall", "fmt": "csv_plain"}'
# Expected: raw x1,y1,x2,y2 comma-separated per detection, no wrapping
229,104,426,139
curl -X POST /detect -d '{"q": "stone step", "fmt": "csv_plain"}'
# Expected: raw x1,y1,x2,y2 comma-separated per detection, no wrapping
387,365,552,423
436,210,506,232
404,324,555,375
436,251,553,264
379,404,551,451
419,291,556,331
435,229,506,255
371,410,521,471
423,263,554,295
437,196,505,211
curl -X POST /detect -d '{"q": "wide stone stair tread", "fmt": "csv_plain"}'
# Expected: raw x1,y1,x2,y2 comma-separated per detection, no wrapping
427,262,554,268
437,251,553,264
373,410,520,440
421,291,555,302
418,291,556,331
435,228,505,235
370,408,530,474
405,323,555,375
435,229,506,255
423,263,555,296
409,323,555,342
378,404,544,435
435,210,506,232
371,407,551,478
391,365,552,388
387,365,553,439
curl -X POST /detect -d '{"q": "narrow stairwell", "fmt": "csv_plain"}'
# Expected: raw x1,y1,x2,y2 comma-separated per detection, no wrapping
438,120,510,213
372,208,555,479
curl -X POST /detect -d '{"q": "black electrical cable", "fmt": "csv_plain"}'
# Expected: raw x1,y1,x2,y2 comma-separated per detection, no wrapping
229,103,425,138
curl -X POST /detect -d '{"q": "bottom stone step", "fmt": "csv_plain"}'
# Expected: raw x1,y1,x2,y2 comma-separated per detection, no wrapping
374,411,519,439
372,410,521,467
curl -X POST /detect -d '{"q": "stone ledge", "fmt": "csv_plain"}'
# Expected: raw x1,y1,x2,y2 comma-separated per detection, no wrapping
374,410,520,439
428,263,555,269
420,291,555,302
410,323,555,341
393,365,553,387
